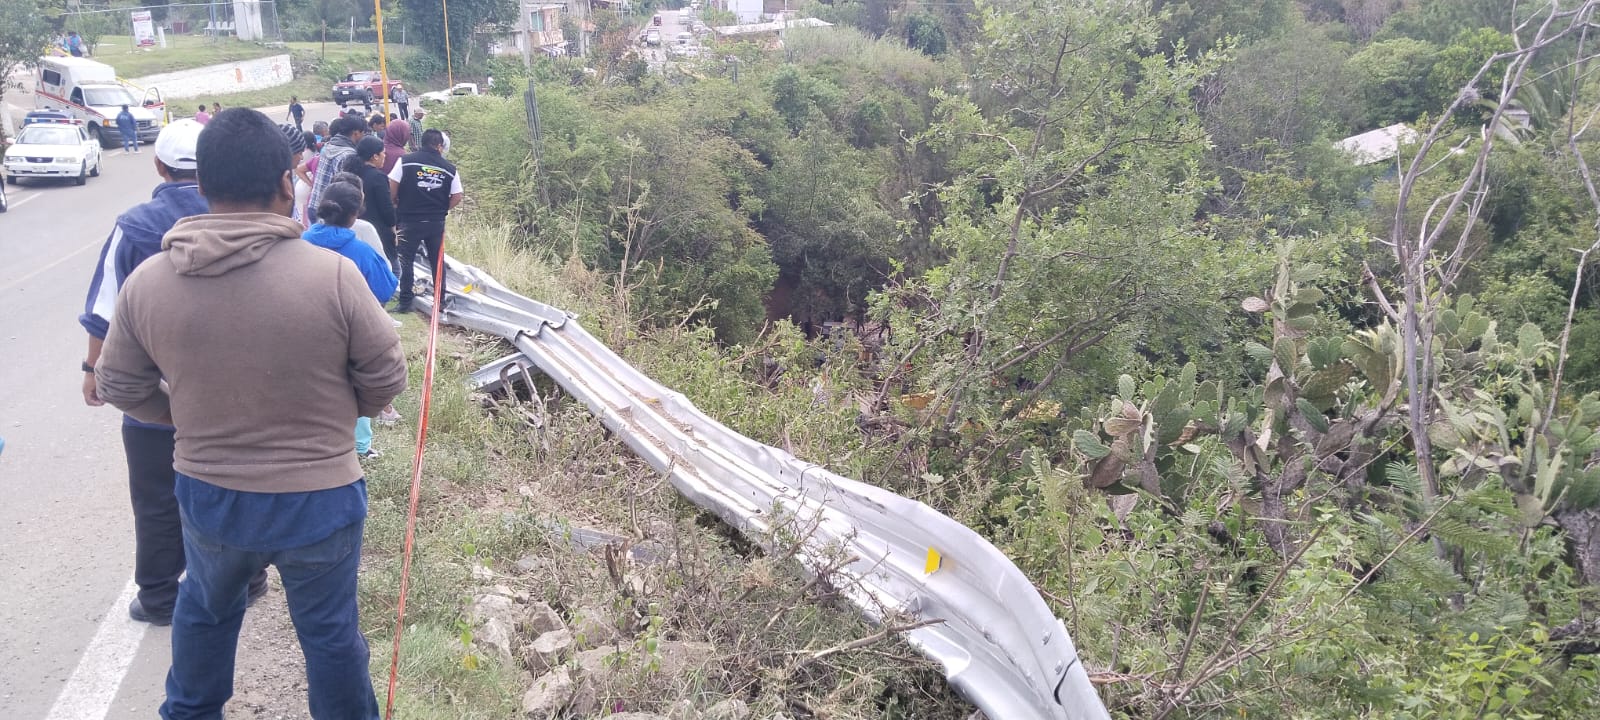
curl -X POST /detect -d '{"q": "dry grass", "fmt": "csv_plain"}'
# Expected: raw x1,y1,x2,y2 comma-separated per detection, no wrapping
353,220,974,719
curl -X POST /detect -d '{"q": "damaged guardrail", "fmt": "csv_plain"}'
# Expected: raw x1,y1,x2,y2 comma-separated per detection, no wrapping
416,256,1110,720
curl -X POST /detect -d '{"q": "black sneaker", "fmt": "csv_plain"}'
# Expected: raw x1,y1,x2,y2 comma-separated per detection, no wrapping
128,597,172,626
389,302,413,314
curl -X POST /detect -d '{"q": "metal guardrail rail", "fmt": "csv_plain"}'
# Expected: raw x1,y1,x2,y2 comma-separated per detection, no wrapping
417,256,1110,720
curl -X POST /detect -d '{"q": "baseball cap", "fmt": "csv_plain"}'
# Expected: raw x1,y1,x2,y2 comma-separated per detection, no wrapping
154,119,203,170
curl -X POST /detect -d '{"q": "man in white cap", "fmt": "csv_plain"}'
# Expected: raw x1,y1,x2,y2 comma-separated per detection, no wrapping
79,118,269,625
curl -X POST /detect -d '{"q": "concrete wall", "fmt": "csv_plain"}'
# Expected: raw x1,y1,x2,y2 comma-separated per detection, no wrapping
129,54,293,100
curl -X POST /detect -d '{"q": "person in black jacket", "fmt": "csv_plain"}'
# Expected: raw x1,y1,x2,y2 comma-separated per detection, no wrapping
388,129,462,313
344,136,399,274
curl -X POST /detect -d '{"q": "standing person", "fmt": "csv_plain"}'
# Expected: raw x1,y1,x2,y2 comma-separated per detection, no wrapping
79,118,269,627
486,75,494,91
368,113,386,136
407,109,424,151
334,170,391,271
116,105,138,153
393,85,409,121
68,31,85,57
286,96,305,131
278,123,312,227
302,179,400,458
95,108,407,718
194,105,211,124
211,102,222,116
303,116,365,225
380,119,409,175
311,120,329,149
348,137,399,274
388,128,462,313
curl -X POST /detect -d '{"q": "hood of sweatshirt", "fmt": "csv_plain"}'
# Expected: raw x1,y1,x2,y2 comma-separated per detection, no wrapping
302,223,357,252
162,213,306,277
384,121,411,150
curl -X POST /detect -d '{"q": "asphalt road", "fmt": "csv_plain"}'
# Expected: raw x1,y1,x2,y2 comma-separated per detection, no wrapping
0,100,345,719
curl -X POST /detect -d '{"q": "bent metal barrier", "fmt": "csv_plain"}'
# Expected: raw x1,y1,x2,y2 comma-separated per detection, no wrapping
416,256,1111,720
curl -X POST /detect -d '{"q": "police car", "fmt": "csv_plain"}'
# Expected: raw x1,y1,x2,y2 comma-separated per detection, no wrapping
2,115,103,186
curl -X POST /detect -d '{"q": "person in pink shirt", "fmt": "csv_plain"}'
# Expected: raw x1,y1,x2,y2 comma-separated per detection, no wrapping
194,105,211,124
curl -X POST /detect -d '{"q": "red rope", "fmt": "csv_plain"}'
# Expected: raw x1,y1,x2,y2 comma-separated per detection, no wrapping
383,240,448,719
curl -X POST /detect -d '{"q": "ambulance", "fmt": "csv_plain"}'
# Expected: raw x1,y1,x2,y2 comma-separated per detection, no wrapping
33,57,166,149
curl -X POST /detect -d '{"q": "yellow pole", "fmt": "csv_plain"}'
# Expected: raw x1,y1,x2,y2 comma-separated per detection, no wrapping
374,0,391,121
442,0,454,87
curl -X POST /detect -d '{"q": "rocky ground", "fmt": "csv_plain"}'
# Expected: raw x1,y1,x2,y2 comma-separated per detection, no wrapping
221,570,311,718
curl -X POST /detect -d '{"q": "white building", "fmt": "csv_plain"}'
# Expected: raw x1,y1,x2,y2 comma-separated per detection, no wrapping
495,0,566,58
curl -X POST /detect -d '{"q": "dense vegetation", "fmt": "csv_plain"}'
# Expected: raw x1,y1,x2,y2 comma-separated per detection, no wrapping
424,0,1600,716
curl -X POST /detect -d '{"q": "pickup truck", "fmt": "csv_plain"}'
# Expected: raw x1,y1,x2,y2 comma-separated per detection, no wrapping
331,71,403,109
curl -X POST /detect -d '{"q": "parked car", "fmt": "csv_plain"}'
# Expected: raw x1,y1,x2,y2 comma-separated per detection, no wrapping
23,110,73,126
0,170,8,212
2,119,103,186
418,83,481,106
645,29,661,46
332,71,403,110
653,14,663,25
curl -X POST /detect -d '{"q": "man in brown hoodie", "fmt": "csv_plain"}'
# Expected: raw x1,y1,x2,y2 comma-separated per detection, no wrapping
96,108,407,719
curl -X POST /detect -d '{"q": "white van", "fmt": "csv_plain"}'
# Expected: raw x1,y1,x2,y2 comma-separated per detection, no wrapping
34,57,166,148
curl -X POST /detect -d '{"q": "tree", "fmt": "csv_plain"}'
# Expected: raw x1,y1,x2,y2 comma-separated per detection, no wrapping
1429,27,1515,107
1202,23,1357,177
1347,37,1440,126
0,0,53,137
905,12,947,56
1367,0,1600,587
1151,0,1291,56
759,123,895,326
398,0,515,70
309,0,366,58
1334,0,1405,41
893,0,1239,433
1377,0,1521,45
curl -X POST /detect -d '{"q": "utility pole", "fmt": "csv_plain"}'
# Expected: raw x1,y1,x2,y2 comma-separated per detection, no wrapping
520,1,532,70
374,0,391,120
523,84,550,207
442,0,454,86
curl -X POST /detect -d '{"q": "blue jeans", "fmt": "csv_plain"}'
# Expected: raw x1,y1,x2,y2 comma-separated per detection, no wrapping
122,133,137,152
161,516,379,719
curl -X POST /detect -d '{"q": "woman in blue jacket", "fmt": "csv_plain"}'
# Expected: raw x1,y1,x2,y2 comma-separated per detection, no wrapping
303,179,399,457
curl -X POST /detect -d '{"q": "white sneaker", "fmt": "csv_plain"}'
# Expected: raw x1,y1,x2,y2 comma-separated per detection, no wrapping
359,447,382,460
392,318,403,327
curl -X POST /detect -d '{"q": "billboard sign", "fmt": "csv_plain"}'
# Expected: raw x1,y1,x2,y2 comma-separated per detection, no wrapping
132,10,157,48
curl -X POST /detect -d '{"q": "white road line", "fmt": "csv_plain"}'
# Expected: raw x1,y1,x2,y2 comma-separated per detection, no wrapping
9,191,40,208
0,235,104,293
42,578,146,720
